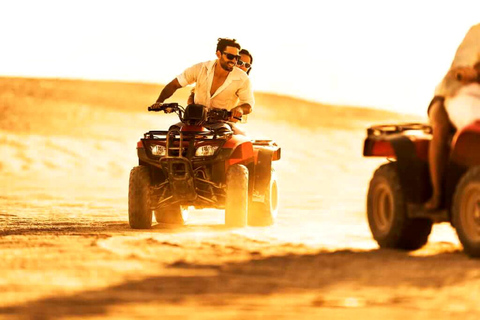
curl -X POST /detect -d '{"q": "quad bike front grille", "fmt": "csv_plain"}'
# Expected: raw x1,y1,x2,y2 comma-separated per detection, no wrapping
143,128,227,161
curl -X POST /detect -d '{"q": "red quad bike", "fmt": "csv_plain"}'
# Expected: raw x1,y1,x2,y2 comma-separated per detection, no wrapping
364,121,480,257
128,103,281,229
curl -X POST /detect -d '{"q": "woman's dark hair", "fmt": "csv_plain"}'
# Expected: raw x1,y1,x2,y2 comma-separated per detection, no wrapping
239,49,253,75
216,38,241,53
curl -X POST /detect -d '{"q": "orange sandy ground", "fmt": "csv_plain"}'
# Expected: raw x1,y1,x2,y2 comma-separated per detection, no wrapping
1,77,479,320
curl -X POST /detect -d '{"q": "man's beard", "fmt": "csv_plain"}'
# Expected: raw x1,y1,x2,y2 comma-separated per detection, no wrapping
220,60,234,72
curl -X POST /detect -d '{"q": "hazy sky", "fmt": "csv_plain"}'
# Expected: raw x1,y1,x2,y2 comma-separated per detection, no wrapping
2,0,479,115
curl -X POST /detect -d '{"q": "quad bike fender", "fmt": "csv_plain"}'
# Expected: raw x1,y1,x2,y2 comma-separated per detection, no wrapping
378,135,432,204
451,121,480,167
363,135,429,162
224,142,255,183
363,138,396,157
224,136,255,167
223,140,255,196
252,140,281,161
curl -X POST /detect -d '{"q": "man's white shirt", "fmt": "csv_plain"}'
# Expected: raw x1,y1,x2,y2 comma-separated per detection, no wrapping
436,23,480,97
177,60,254,110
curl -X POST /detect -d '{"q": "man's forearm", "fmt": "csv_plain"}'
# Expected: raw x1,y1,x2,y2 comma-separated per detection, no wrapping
187,92,195,105
156,78,182,103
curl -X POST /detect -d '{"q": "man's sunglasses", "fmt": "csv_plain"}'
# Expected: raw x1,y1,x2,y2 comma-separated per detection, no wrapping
237,60,252,69
222,52,241,61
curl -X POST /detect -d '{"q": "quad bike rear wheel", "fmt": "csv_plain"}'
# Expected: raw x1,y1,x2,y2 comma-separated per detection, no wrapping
225,164,249,227
128,166,153,229
453,166,480,258
367,162,432,250
249,169,278,226
154,206,189,225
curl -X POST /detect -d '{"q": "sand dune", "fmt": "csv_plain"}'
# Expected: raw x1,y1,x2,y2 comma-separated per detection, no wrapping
0,77,421,135
0,76,418,197
1,77,473,319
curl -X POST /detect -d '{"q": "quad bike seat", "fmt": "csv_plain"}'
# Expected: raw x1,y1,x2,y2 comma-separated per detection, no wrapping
205,122,233,134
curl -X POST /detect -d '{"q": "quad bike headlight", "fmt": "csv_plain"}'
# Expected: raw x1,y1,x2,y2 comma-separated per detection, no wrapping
151,144,166,156
195,145,218,157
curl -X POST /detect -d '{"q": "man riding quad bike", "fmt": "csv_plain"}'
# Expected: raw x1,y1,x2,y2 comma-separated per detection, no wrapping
363,118,480,257
363,29,480,257
128,103,280,228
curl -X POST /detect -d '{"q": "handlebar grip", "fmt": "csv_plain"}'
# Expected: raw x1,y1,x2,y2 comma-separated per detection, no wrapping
163,102,179,109
148,102,180,113
148,103,164,112
226,110,242,121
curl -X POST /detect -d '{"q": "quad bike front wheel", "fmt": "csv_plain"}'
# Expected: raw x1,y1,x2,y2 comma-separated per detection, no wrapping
249,169,278,226
154,205,189,225
225,164,249,227
128,166,153,229
453,166,480,258
367,162,432,250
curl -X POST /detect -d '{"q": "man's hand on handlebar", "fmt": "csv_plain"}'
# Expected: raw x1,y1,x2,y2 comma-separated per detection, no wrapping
148,102,176,113
148,102,164,112
229,106,243,122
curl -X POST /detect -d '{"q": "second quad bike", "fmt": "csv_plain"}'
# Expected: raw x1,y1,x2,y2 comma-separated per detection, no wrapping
364,121,480,257
128,103,281,228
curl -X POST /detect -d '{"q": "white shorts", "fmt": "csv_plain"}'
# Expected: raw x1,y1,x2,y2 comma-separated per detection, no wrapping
445,83,480,130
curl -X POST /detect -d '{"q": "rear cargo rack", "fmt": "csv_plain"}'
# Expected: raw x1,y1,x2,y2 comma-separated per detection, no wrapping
367,123,432,136
252,139,278,147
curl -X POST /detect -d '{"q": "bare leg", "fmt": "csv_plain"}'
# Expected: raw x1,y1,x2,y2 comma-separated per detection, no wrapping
425,99,452,210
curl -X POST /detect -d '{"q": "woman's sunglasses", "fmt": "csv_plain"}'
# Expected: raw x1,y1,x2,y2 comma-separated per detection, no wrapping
222,52,241,61
237,60,252,69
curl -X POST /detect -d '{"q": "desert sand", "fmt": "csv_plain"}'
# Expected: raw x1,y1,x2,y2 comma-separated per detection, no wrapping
1,77,479,319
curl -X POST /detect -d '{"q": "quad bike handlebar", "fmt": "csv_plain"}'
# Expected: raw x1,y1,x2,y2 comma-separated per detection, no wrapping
208,108,242,122
148,102,179,113
147,103,241,122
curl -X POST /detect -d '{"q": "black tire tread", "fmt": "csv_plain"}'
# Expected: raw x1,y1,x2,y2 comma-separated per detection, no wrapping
452,166,480,258
128,166,153,229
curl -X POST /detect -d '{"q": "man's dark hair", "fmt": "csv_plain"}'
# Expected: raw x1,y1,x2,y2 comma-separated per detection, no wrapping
216,38,241,53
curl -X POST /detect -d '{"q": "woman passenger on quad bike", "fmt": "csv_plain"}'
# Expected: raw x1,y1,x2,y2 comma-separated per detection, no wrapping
151,38,254,134
426,23,480,210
